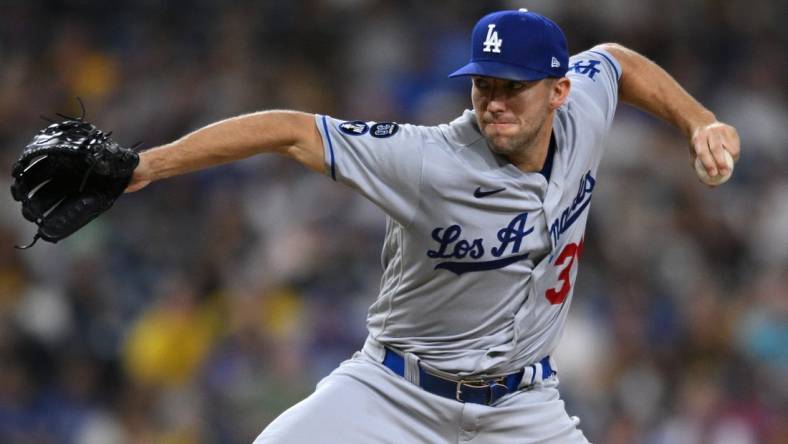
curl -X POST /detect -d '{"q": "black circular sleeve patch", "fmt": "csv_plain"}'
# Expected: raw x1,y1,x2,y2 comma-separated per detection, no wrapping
370,122,399,138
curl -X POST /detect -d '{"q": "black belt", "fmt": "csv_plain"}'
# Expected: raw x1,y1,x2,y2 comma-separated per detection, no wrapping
382,348,554,406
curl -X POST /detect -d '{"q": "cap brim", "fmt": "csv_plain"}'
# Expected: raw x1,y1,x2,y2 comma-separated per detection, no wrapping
449,61,550,81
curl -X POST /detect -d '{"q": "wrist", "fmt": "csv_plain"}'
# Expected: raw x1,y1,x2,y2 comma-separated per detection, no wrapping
137,149,160,182
682,109,717,139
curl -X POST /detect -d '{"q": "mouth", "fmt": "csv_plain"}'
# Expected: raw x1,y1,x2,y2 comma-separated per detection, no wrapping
483,116,516,126
484,122,518,134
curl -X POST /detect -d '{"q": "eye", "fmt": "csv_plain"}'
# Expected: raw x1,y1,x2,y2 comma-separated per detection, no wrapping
473,78,490,89
507,81,525,91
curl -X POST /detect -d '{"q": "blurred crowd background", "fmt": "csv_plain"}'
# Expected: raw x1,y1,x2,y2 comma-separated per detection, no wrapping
1,0,786,443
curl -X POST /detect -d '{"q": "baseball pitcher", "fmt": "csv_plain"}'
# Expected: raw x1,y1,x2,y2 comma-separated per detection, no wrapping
112,9,739,443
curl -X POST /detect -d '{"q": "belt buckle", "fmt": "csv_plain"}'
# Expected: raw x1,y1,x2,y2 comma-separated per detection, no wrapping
455,378,486,402
455,377,507,404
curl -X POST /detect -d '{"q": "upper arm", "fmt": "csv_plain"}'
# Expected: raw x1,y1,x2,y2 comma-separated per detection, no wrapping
595,43,641,104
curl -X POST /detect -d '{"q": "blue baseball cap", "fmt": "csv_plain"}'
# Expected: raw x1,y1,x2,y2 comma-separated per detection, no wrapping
449,9,569,81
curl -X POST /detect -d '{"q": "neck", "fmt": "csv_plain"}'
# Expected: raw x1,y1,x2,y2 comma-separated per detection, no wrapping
506,112,555,173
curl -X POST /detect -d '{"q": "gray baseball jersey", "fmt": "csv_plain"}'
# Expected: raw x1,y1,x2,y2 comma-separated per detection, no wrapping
314,47,620,378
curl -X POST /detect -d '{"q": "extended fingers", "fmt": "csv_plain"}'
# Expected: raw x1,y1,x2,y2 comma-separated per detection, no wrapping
692,128,718,176
708,129,730,175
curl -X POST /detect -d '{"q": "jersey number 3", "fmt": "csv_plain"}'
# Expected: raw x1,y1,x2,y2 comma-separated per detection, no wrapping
545,239,584,305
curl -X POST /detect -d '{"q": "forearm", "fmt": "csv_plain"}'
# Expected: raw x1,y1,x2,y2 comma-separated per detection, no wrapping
601,43,715,138
599,43,740,182
139,110,322,183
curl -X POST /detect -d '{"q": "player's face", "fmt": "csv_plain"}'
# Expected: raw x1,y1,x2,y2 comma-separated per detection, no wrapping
471,76,554,158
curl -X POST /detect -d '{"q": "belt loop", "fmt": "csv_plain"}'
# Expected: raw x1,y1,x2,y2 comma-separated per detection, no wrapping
373,341,420,385
404,352,421,385
533,362,544,385
519,365,535,389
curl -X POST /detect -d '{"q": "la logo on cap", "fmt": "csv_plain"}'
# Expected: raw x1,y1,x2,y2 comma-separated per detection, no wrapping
482,24,503,53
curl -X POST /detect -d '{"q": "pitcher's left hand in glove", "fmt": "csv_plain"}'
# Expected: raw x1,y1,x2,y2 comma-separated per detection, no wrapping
10,112,139,248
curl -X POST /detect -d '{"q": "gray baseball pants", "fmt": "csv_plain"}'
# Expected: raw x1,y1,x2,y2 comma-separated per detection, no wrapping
253,348,589,443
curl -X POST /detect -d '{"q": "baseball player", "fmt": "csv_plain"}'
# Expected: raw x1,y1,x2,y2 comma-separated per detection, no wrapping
126,9,740,443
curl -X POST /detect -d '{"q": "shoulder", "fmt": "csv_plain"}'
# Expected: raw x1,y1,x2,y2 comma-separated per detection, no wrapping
566,46,622,85
560,46,623,128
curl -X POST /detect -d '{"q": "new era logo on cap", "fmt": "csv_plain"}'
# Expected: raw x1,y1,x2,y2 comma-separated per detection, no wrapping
449,9,569,81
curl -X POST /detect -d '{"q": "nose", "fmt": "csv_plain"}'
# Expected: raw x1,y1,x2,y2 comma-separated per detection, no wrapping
485,85,507,113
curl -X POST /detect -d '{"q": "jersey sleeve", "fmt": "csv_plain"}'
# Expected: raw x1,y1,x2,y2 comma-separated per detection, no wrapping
315,115,424,226
566,46,622,127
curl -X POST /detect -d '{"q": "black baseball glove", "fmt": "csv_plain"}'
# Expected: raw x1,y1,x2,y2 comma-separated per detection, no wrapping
10,109,139,248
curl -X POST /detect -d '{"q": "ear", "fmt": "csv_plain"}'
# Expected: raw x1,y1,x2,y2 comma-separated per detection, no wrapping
549,77,571,110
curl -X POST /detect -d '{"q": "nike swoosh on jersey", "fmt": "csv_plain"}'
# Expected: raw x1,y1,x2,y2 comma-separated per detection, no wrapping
473,187,506,198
